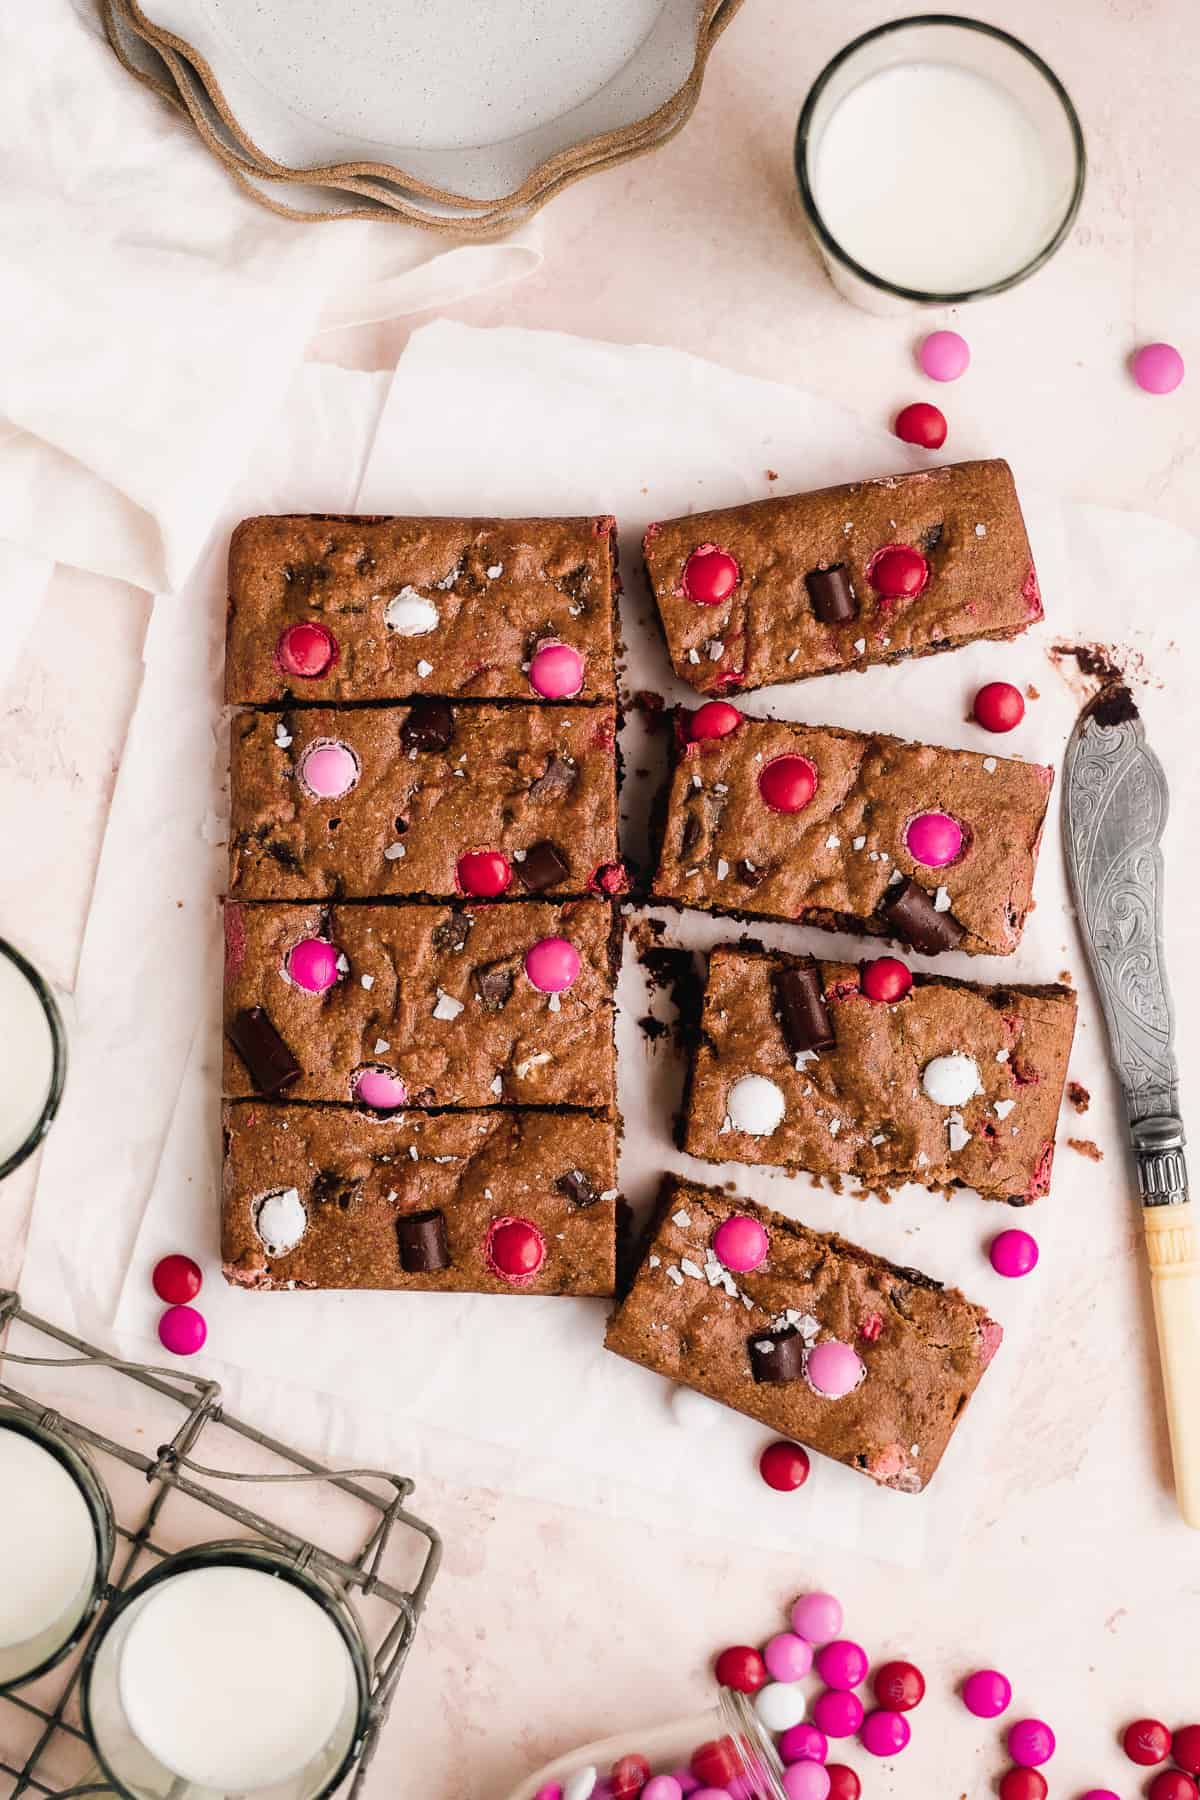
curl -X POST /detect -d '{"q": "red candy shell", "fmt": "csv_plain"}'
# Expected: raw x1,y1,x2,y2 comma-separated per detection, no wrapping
611,1756,651,1800
690,700,743,741
758,755,818,813
1175,1727,1200,1776
1123,1719,1172,1765
485,1216,546,1284
275,621,337,678
690,1740,740,1789
894,402,948,449
714,1645,768,1694
998,1773,1048,1800
683,546,740,606
824,1769,860,1800
456,850,512,897
152,1254,203,1305
1150,1774,1199,1800
972,681,1025,733
861,957,912,1004
872,1660,925,1711
759,1441,811,1491
867,545,929,599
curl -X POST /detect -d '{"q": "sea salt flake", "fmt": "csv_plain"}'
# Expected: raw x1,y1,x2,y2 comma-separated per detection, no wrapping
692,773,702,789
514,1051,551,1078
719,1115,732,1134
933,886,952,912
688,648,701,664
948,1118,971,1153
680,1258,704,1280
870,1132,887,1145
416,659,433,678
490,1075,502,1095
829,1118,841,1136
432,991,464,1021
408,1146,418,1161
994,1098,1016,1119
996,1048,1010,1063
487,563,503,579
599,1189,619,1202
854,638,866,654
335,953,350,974
666,1265,685,1286
649,1254,661,1268
916,1150,929,1166
721,1271,738,1297
274,723,293,749
360,973,375,990
825,833,841,849
373,1038,390,1055
853,835,866,850
983,756,997,773
717,858,730,880
547,992,561,1013
975,523,987,538
714,782,729,794
795,1049,818,1069
705,1260,724,1286
384,842,406,860
787,649,800,663
868,851,879,862
742,1293,754,1309
708,640,725,660
672,1209,692,1228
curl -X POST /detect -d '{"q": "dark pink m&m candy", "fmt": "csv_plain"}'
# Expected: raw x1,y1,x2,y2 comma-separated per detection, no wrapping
690,700,742,741
859,1710,911,1757
861,957,912,1004
815,1641,869,1692
973,681,1025,733
905,810,962,868
275,621,337,678
457,849,512,897
153,1254,202,1305
894,402,947,450
1007,1719,1055,1767
990,1228,1039,1279
158,1305,206,1357
529,641,585,699
712,1213,769,1272
1131,341,1185,394
811,1692,863,1740
683,545,740,605
961,1668,1012,1717
524,937,581,994
759,755,818,814
867,545,928,599
486,1216,546,1284
286,937,341,995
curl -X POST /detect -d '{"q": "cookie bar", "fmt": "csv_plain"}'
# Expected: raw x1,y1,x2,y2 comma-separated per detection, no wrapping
604,1176,1001,1492
652,706,1052,956
226,513,618,705
229,702,621,901
683,947,1077,1203
643,459,1040,694
222,1103,618,1295
223,899,619,1112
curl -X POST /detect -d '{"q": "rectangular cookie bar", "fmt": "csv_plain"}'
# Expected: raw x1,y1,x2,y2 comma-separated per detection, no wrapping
683,947,1077,1204
652,708,1052,956
222,898,619,1112
226,513,618,705
222,1103,618,1295
605,1176,1001,1492
229,702,621,901
643,459,1040,694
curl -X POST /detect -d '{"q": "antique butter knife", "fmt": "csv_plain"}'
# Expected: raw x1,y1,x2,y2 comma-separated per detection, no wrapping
1063,684,1200,1526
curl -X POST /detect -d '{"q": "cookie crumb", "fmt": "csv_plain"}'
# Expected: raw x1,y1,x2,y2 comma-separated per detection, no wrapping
1066,1081,1090,1114
1067,1136,1103,1162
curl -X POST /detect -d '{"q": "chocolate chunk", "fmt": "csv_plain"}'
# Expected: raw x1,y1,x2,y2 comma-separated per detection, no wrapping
396,1209,451,1273
736,859,765,887
518,840,570,892
227,1007,301,1095
431,910,473,954
311,1170,362,1212
681,811,702,855
748,1327,806,1384
880,877,966,955
919,521,944,556
773,963,835,1054
474,960,515,1012
400,700,454,753
557,1168,599,1208
528,754,578,801
805,563,858,624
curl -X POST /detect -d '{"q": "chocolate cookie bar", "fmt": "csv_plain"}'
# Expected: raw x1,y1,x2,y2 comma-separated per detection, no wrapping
643,460,1040,694
223,899,619,1111
653,707,1052,956
606,1178,1001,1492
222,1103,618,1295
229,703,621,901
226,513,618,705
683,947,1077,1203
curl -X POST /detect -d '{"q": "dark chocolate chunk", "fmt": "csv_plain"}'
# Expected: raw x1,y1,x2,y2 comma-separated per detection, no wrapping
773,963,835,1055
736,859,765,887
474,960,515,1012
748,1327,806,1384
431,910,473,954
518,839,570,892
805,564,858,624
396,1209,451,1273
227,1008,300,1095
400,700,454,753
557,1168,599,1208
311,1169,362,1212
528,753,578,801
880,877,966,955
919,521,945,556
681,811,702,855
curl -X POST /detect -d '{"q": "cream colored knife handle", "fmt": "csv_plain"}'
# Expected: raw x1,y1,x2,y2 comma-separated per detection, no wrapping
1144,1201,1200,1528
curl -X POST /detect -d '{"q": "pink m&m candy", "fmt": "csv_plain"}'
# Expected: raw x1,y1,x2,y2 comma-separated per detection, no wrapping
791,1591,843,1646
275,620,337,678
961,1668,1012,1718
1007,1720,1055,1768
861,957,912,1004
815,1641,868,1692
529,641,585,699
353,1067,408,1111
298,739,359,800
1131,341,1185,394
990,1228,1039,1278
973,681,1025,733
533,1786,563,1800
524,937,581,994
643,1782,683,1800
286,937,341,994
919,330,971,382
759,755,818,814
782,1765,830,1800
765,1635,815,1685
712,1214,769,1273
689,700,743,741
683,545,740,605
867,545,928,599
152,1254,202,1305
158,1304,206,1357
811,1692,863,1740
859,1711,911,1757
806,1341,864,1401
457,849,512,897
1080,1792,1120,1799
905,810,963,868
778,1722,826,1763
485,1216,546,1283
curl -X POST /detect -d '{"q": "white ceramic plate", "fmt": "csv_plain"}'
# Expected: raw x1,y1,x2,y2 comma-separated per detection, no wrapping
127,0,716,202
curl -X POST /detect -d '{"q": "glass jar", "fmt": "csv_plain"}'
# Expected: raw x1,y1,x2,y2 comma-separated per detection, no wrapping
0,937,67,1181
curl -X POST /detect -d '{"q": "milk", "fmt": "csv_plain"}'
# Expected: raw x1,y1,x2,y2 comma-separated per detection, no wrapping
0,948,57,1169
0,1425,99,1678
810,60,1071,298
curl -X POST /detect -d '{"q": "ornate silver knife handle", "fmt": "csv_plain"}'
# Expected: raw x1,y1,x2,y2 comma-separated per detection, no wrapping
1132,1113,1190,1207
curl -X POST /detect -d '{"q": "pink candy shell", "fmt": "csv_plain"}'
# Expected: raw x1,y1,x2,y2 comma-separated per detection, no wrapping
691,1790,732,1800
960,1668,1012,1718
919,330,971,382
904,810,963,868
1008,1720,1055,1768
790,1591,843,1646
529,641,586,699
298,739,359,800
353,1067,408,1110
670,1771,701,1796
990,1228,1039,1278
1080,1793,1120,1799
712,1214,770,1274
158,1304,206,1357
814,1640,868,1692
859,1711,911,1757
806,1341,864,1401
765,1634,815,1684
1131,342,1185,395
782,1766,830,1800
286,937,341,994
524,937,582,994
811,1692,864,1740
778,1722,827,1764
643,1782,683,1800
534,1787,564,1800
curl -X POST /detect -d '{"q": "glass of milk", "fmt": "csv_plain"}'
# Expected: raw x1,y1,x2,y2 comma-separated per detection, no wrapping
81,1541,371,1800
0,938,67,1180
795,16,1086,314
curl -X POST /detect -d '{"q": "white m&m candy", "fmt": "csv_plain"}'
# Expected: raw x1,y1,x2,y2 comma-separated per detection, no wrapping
726,1074,786,1137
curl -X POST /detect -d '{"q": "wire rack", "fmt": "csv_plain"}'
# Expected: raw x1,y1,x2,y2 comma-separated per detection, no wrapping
0,1290,442,1800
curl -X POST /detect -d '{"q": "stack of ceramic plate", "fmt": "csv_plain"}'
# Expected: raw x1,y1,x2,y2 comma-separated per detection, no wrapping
102,0,743,230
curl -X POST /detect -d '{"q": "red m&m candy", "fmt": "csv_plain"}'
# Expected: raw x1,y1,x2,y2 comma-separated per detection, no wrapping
973,681,1025,733
872,1660,925,1711
1175,1726,1200,1775
611,1756,651,1799
456,849,512,897
894,402,947,449
867,545,929,599
759,1440,811,1492
689,700,742,741
1122,1718,1171,1764
998,1772,1047,1800
275,620,337,678
152,1254,202,1305
713,1646,768,1694
824,1769,860,1800
690,1739,740,1788
1150,1773,1199,1800
485,1217,546,1284
861,957,912,1004
758,755,818,813
682,546,740,606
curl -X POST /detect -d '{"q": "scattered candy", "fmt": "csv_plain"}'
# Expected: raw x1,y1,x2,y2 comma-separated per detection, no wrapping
1007,1719,1055,1768
765,1636,816,1685
894,402,948,449
1131,341,1185,395
690,1790,730,1800
921,1053,982,1108
690,1740,740,1788
152,1254,202,1306
563,1768,597,1800
456,849,513,897
158,1304,207,1357
726,1074,786,1137
904,810,963,868
759,755,819,814
254,1187,308,1255
782,1763,830,1800
286,937,341,994
485,1217,547,1284
859,1709,911,1757
1175,1727,1200,1776
530,641,586,699
998,1772,1047,1800
778,1721,826,1763
867,545,928,600
791,1592,844,1646
872,1660,925,1711
611,1756,651,1799
524,937,581,994
990,1228,1039,1279
961,1669,1012,1718
824,1768,860,1800
689,700,743,741
298,739,359,800
353,1067,408,1111
713,1646,768,1694
861,957,912,1004
275,620,337,678
973,681,1025,733
759,1441,811,1492
806,1343,865,1402
383,590,439,635
1150,1774,1199,1800
533,1785,563,1800
642,1782,682,1800
713,1214,770,1273
669,1772,700,1796
1079,1791,1119,1799
811,1692,864,1740
754,1682,808,1733
919,329,971,382
815,1641,869,1692
1123,1718,1172,1765
683,546,740,605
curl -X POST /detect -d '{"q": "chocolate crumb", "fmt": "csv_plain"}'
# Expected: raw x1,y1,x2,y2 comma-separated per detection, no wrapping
1067,1136,1103,1162
1091,683,1140,729
1066,1081,1090,1114
1025,683,1040,700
